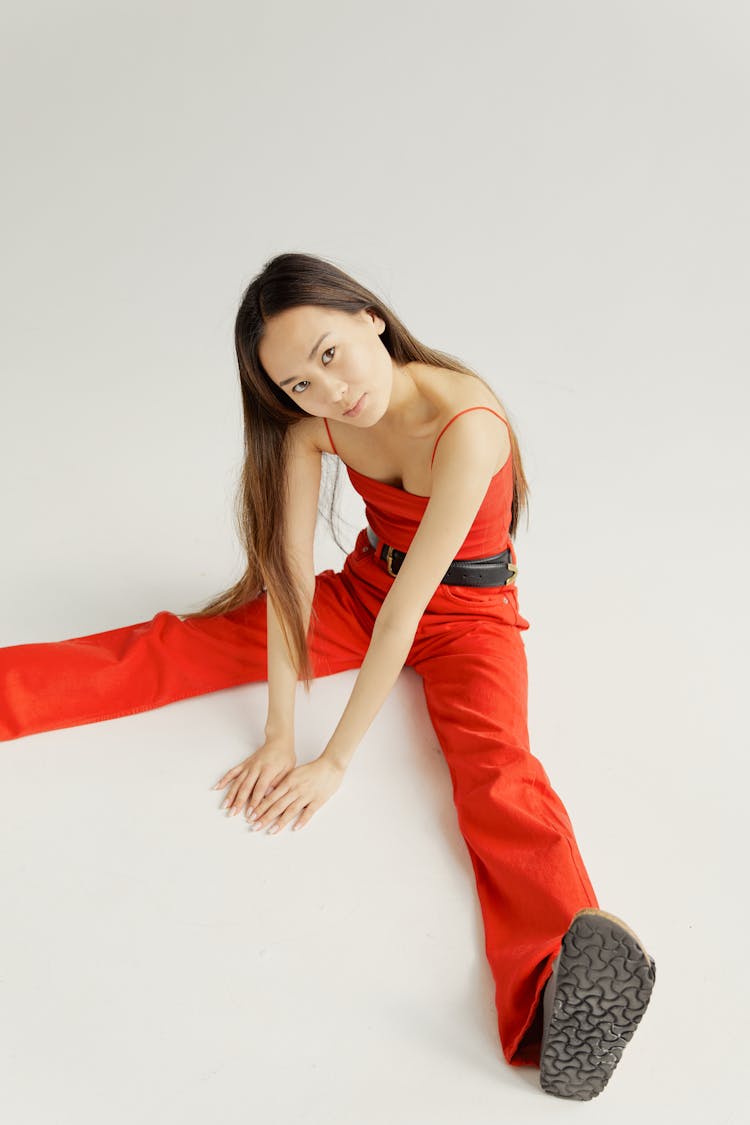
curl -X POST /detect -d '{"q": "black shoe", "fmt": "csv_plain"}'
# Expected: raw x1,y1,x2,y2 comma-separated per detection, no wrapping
539,908,656,1101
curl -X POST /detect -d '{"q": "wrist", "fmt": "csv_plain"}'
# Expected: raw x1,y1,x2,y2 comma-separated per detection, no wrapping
321,746,349,772
265,720,294,742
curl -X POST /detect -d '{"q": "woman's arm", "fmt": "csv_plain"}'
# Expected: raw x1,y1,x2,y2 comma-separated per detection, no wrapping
211,589,313,819
241,616,415,834
319,413,508,770
264,585,310,742
264,586,314,740
264,419,321,738
320,618,414,770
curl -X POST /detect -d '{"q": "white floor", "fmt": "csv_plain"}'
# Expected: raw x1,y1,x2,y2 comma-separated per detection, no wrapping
0,561,742,1124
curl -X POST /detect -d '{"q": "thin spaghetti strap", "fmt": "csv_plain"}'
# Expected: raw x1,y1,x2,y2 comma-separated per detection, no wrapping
323,417,340,456
430,407,510,468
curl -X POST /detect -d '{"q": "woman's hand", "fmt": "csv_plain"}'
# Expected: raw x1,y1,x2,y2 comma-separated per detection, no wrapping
246,755,345,835
212,734,296,818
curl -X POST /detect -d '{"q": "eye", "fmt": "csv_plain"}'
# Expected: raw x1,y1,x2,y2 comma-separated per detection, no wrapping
291,346,335,394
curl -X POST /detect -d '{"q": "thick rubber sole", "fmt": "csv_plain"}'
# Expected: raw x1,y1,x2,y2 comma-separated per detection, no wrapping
538,908,656,1101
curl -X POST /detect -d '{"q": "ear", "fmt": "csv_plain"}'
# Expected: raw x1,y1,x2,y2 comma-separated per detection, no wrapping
365,306,385,334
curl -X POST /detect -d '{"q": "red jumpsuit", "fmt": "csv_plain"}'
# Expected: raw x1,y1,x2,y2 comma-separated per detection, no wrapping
0,407,599,1068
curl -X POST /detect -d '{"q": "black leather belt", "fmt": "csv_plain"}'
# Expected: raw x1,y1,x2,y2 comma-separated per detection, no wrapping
365,525,518,587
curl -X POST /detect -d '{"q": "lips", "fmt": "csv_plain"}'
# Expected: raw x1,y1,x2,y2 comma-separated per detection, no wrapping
344,394,364,417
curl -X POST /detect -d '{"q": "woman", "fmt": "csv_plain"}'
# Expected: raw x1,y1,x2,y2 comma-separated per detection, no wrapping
0,252,655,1100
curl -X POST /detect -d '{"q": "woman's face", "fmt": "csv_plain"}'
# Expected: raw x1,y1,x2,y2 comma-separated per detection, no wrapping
258,305,394,423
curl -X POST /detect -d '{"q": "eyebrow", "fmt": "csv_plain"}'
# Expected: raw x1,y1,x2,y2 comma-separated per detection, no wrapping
278,332,330,387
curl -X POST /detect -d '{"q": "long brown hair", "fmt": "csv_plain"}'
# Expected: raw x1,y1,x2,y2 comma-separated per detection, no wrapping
180,252,530,692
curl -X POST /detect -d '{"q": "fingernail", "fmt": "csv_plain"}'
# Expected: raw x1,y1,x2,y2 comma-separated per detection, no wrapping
251,822,262,832
268,825,279,834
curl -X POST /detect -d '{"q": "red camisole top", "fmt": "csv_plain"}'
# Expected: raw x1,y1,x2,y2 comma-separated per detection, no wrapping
323,407,515,560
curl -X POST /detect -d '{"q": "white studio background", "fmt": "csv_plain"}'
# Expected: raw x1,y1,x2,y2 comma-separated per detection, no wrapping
0,3,747,1123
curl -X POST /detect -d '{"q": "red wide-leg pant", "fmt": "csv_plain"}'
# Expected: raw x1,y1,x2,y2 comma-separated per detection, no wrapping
0,527,598,1067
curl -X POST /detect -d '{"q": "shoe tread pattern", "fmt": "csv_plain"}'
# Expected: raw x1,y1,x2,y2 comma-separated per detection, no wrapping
539,911,656,1101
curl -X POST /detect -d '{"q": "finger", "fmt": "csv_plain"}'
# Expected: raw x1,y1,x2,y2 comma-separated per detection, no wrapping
251,789,293,830
248,781,289,819
212,765,243,790
262,778,285,799
267,798,306,835
246,778,273,814
232,772,261,814
292,804,317,832
261,762,296,798
221,776,243,808
250,787,289,822
223,773,253,814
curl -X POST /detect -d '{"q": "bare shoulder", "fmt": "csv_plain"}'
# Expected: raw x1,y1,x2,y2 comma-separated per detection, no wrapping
290,415,326,454
427,366,509,432
431,370,512,480
299,366,508,463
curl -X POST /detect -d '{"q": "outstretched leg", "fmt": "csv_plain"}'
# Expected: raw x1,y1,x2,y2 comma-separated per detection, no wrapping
0,562,374,742
407,607,599,1069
